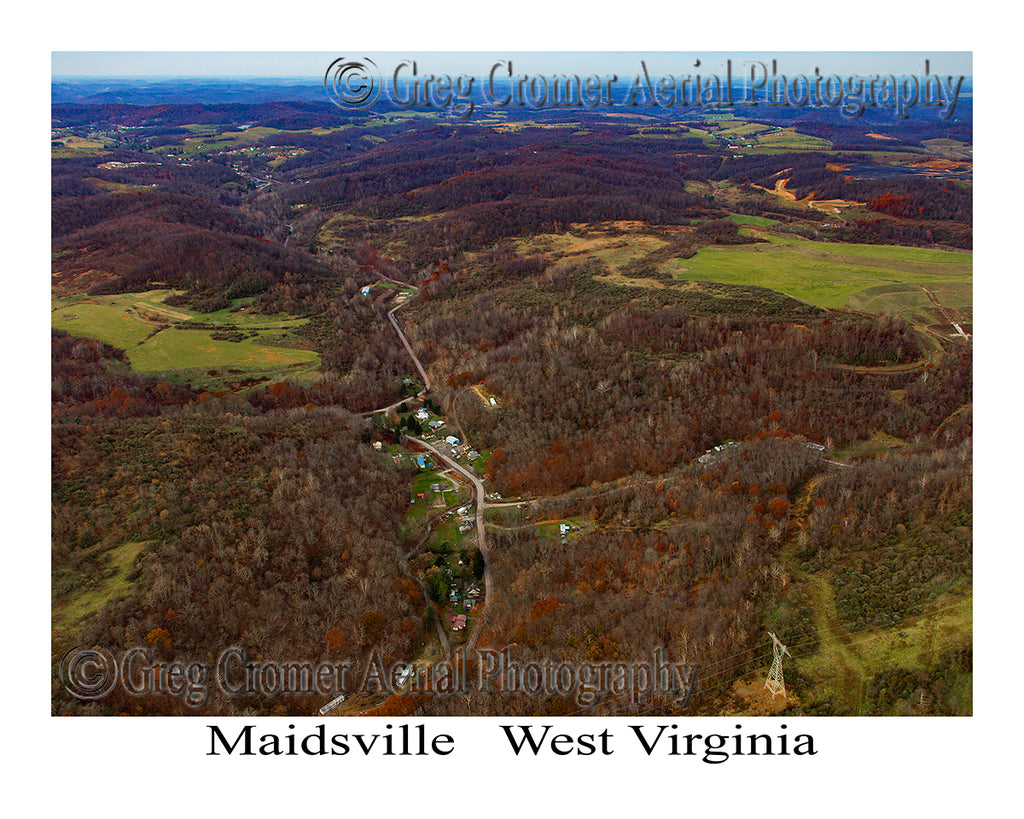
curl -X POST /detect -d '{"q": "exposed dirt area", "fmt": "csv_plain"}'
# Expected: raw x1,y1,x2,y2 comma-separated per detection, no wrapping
51,267,115,292
134,301,195,323
908,158,971,173
469,383,500,407
723,677,793,715
752,177,863,214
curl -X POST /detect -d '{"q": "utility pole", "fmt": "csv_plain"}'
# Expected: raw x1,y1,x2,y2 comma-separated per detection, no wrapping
764,632,791,699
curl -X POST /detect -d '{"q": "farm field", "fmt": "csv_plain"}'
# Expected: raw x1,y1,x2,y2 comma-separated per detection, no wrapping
660,229,972,316
736,127,833,153
51,290,319,387
158,125,284,155
692,118,834,152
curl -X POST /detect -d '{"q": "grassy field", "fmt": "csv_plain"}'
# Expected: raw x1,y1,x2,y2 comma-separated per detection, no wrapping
846,281,973,323
697,119,833,152
156,125,283,155
741,127,832,152
51,133,111,157
52,541,148,635
727,213,781,226
715,121,771,138
82,177,157,194
660,229,972,314
52,290,320,388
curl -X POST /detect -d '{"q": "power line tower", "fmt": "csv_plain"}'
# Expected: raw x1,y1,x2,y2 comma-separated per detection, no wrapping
764,632,791,699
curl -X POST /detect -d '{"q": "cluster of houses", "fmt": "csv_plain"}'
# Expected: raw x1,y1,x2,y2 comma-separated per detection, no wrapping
449,584,482,610
697,440,740,465
96,160,150,169
414,454,433,470
410,410,481,463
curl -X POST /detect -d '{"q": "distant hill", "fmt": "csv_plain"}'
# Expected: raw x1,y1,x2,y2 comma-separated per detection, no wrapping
51,78,328,106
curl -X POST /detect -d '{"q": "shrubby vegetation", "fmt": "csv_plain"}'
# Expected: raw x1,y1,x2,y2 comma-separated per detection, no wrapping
797,439,972,629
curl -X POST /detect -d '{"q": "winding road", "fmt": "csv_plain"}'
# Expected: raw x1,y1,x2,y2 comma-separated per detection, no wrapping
370,284,496,653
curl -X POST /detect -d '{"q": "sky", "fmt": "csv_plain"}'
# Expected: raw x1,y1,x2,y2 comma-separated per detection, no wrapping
52,51,972,80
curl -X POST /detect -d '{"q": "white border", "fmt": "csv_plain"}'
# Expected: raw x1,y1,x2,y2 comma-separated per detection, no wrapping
16,3,1016,815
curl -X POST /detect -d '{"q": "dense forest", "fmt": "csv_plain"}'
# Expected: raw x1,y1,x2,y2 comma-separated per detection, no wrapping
53,330,424,715
404,261,959,499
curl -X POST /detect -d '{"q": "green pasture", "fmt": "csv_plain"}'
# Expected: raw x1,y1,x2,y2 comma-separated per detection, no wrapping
158,126,283,155
128,329,317,373
660,231,972,312
727,213,781,226
51,290,319,385
846,281,973,323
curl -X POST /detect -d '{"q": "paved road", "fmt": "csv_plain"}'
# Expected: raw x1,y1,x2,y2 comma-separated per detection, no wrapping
387,303,432,391
371,288,493,650
407,436,492,651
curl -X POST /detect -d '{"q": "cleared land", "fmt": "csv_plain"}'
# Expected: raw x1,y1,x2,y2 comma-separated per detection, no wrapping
794,588,972,714
52,290,319,387
516,220,685,289
51,133,111,157
660,229,972,316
